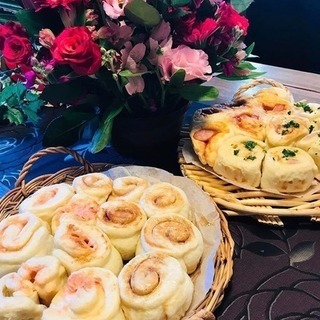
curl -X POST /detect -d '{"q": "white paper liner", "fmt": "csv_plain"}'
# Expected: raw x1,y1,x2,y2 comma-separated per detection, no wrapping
103,165,222,316
182,139,320,198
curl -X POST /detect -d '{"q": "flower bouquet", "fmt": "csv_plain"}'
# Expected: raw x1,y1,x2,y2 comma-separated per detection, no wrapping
0,0,259,153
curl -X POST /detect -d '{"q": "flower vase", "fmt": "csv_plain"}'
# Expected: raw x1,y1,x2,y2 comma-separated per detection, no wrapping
111,102,188,171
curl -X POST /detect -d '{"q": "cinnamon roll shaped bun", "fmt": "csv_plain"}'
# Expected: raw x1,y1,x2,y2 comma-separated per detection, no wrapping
109,176,149,202
17,255,68,306
51,195,101,233
139,182,191,218
72,173,113,204
0,272,45,320
53,222,123,275
136,214,204,274
292,102,320,129
42,267,125,320
265,115,310,148
118,252,194,320
18,183,75,224
0,213,53,277
97,200,147,260
261,147,317,193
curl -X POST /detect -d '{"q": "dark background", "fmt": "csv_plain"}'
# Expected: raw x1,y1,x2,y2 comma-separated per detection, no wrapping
245,0,320,74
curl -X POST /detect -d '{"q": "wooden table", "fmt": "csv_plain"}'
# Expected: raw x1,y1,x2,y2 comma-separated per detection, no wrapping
208,62,320,104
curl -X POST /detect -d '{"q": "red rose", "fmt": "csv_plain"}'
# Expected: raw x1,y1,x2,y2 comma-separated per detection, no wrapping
2,35,33,69
0,21,28,50
217,3,249,35
182,18,218,45
50,26,102,75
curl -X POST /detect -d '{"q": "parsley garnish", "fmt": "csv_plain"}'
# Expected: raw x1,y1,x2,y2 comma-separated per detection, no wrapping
283,120,300,129
282,149,298,158
234,149,240,155
309,125,315,133
245,155,256,161
243,141,257,151
294,102,313,113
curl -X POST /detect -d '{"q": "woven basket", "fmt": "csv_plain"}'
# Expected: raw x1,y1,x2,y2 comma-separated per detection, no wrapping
0,146,234,319
179,78,320,227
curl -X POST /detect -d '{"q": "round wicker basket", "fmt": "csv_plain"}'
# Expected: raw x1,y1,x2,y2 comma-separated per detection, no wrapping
179,78,320,226
0,146,234,319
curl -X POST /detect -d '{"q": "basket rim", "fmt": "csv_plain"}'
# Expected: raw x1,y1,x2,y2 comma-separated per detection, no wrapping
0,160,234,317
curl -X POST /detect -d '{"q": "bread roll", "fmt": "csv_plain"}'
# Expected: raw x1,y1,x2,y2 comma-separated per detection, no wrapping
265,115,310,147
97,200,147,260
118,252,194,320
292,102,320,129
213,135,266,187
0,213,53,277
139,182,191,218
72,173,113,204
295,131,320,172
51,194,101,233
109,176,149,202
42,267,125,320
17,255,67,306
136,213,203,273
261,147,317,193
18,183,74,224
0,272,45,320
190,111,234,165
52,222,123,275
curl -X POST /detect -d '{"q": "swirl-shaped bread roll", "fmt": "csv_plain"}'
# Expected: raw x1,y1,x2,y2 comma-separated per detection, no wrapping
136,213,203,273
97,200,147,260
17,255,67,306
18,183,74,224
292,102,320,129
118,252,194,320
261,147,317,193
51,195,101,234
42,267,125,320
265,115,310,147
53,222,123,275
0,272,45,320
213,135,266,187
190,111,234,165
295,131,320,172
72,173,113,204
109,176,150,202
139,182,191,218
0,213,53,277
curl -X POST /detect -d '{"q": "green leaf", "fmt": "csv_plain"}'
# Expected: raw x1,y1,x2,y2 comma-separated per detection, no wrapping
43,111,96,147
3,106,24,125
170,0,190,6
237,61,257,71
40,79,88,104
245,42,255,56
179,85,219,102
230,0,254,13
124,0,161,28
90,105,124,153
0,0,23,13
15,9,45,36
169,69,185,87
14,82,26,100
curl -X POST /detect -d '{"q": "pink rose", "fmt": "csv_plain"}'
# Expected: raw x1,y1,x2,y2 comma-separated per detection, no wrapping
158,45,212,82
39,28,55,48
0,21,28,50
102,0,131,19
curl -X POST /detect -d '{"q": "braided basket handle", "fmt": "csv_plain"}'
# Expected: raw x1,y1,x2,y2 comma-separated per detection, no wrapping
232,77,293,103
15,146,94,189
